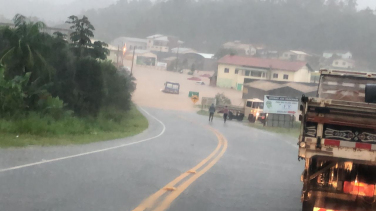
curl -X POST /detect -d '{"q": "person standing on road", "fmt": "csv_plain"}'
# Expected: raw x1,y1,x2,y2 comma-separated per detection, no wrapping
209,103,216,122
223,106,229,123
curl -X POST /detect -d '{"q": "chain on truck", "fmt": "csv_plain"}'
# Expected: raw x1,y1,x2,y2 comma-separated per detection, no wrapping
298,69,376,211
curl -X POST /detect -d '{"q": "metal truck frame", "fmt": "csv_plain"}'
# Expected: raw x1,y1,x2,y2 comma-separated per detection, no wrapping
298,69,376,211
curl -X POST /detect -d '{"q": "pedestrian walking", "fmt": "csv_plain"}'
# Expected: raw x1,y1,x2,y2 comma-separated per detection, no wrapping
209,103,215,122
223,106,229,123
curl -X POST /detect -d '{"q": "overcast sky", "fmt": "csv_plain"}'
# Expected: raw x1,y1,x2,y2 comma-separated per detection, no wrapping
358,0,376,9
0,0,375,24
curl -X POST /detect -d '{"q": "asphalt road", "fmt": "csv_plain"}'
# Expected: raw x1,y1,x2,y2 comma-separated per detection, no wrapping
0,107,303,211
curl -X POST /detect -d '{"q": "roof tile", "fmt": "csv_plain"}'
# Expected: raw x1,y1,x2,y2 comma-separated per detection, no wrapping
218,55,308,72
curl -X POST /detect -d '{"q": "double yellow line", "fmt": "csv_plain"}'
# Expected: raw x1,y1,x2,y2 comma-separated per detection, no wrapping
132,125,228,211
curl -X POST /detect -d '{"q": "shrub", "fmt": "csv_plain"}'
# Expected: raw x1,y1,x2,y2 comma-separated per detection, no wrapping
101,61,134,111
72,57,104,116
215,93,231,105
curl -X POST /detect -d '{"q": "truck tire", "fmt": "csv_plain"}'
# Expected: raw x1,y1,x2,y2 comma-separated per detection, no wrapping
229,111,233,120
302,201,314,211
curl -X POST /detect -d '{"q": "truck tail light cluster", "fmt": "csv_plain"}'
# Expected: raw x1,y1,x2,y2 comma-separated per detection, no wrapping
314,208,338,211
343,181,375,197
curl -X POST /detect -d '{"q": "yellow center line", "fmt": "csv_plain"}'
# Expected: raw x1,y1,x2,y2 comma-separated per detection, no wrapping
131,119,227,211
152,128,228,211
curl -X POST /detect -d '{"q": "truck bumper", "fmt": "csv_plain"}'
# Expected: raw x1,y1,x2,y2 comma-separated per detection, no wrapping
304,191,375,210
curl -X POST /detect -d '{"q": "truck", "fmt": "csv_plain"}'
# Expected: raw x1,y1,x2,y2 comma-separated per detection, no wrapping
216,98,266,122
298,69,376,211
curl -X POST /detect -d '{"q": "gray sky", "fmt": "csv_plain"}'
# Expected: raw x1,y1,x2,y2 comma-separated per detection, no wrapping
0,0,375,24
358,0,376,9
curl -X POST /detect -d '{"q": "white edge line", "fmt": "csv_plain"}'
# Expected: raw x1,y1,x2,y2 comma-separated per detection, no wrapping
0,107,166,173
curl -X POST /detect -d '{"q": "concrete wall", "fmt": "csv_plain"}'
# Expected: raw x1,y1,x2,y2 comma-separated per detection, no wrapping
217,64,240,88
217,64,268,89
125,41,147,50
270,70,295,81
281,51,308,61
293,66,311,82
218,63,311,89
332,59,354,69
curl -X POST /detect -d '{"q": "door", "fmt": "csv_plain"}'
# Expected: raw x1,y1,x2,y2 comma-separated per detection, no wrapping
237,83,243,91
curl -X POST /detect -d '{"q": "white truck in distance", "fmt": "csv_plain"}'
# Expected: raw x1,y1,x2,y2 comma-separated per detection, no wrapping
298,69,376,211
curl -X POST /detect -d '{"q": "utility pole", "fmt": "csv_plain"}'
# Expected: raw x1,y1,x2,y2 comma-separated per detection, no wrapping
121,42,124,67
175,44,180,72
131,46,136,76
117,45,119,68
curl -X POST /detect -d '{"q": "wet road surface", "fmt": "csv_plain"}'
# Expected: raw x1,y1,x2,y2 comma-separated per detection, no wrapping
0,107,303,211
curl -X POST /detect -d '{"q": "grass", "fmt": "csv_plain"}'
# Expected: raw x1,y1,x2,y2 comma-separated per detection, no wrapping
244,122,300,138
0,105,148,148
197,110,222,118
196,110,300,138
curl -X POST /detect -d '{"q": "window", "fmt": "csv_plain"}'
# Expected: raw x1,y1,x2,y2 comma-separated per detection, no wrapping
245,70,250,76
283,74,289,80
246,101,252,107
235,69,239,74
273,73,278,78
251,71,263,77
252,102,264,109
224,68,229,73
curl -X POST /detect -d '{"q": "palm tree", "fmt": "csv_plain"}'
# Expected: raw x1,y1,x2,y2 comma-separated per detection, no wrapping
0,14,52,80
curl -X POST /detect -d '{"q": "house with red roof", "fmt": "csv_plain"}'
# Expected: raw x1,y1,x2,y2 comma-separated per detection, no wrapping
216,55,313,90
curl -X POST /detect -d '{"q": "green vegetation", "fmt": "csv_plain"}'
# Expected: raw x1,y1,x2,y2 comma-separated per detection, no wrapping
0,105,148,148
215,93,231,106
245,122,300,138
0,15,142,147
197,110,222,118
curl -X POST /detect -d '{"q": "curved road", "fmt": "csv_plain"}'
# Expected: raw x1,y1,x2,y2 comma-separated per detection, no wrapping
0,107,303,211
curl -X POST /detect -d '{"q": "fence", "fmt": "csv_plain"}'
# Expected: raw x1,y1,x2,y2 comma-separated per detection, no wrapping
265,114,295,128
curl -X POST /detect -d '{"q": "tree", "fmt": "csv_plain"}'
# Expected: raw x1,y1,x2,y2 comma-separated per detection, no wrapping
101,61,134,111
215,93,231,106
66,15,95,57
71,57,104,116
0,14,52,80
214,48,237,60
90,41,110,60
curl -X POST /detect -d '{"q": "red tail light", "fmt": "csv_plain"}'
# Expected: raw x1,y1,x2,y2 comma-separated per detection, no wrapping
314,208,337,211
343,181,375,197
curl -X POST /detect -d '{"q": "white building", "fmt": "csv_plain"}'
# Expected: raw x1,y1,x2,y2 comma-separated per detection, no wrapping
111,37,148,51
323,51,352,59
146,34,183,53
223,41,257,56
332,59,355,69
280,50,311,61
